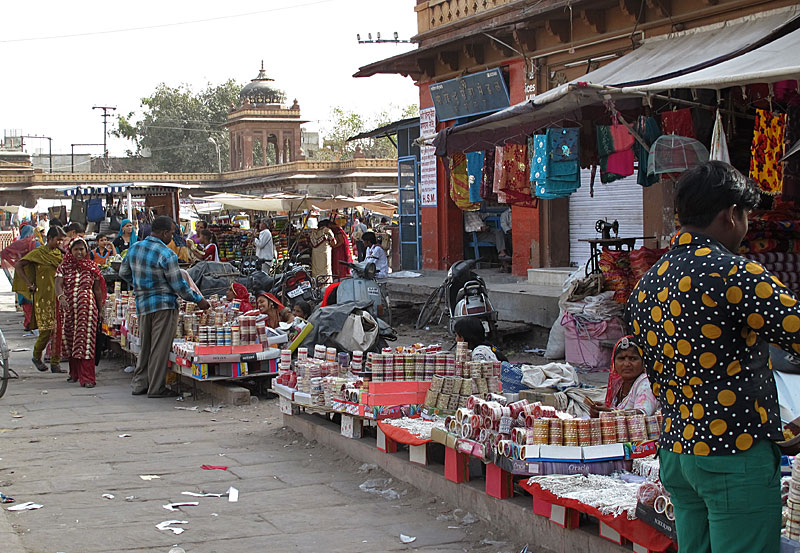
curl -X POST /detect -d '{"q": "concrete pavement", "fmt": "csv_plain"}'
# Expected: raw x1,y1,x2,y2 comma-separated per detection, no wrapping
0,285,523,553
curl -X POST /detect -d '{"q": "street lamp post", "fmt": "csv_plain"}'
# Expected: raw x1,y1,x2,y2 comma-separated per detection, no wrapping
208,137,222,173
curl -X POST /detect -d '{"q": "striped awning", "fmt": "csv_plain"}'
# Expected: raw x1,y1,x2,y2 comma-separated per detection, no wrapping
62,185,130,196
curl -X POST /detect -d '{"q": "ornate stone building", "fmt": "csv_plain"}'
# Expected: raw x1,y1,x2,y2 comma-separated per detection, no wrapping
226,63,306,171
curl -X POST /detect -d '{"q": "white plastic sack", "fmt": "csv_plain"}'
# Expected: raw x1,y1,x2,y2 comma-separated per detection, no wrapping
520,362,579,389
561,291,624,322
544,308,566,359
710,109,730,163
335,310,379,352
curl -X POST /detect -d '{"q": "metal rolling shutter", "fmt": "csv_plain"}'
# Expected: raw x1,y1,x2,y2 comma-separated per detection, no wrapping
568,171,644,267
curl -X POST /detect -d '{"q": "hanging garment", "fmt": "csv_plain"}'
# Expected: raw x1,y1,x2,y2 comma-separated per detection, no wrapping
480,148,497,201
709,109,730,164
580,124,598,170
497,144,536,207
750,108,787,196
449,153,481,211
660,108,696,138
782,107,800,203
492,146,506,203
531,129,581,199
528,134,548,185
634,116,662,187
465,151,485,203
597,123,633,183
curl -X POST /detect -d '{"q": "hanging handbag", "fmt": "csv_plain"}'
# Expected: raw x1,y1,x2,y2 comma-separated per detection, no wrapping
70,200,88,225
87,198,105,223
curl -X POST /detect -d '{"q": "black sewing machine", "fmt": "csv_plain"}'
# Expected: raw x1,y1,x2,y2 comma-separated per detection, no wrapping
595,219,619,240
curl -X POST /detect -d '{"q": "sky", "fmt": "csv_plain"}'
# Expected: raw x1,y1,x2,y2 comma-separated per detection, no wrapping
0,0,419,159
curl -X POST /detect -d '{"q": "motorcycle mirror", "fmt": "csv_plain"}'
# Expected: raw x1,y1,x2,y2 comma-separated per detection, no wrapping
364,262,376,280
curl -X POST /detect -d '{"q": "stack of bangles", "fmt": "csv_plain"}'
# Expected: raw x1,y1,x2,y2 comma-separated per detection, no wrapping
653,494,675,521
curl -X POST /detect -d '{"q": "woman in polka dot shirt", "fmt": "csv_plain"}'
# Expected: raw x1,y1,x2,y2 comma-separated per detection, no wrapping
626,161,791,553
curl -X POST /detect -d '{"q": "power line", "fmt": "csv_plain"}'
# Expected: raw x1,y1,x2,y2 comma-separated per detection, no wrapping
0,0,338,43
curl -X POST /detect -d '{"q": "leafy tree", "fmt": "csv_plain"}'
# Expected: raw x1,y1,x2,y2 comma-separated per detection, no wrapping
319,104,419,161
114,80,244,173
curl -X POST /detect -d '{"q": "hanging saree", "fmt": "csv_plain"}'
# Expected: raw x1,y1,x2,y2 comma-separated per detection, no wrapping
750,108,787,196
466,151,485,203
480,148,497,201
496,144,536,207
634,116,662,187
449,153,480,211
782,107,800,203
660,108,696,138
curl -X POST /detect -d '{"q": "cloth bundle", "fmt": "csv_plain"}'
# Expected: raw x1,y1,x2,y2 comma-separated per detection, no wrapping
529,128,581,199
629,246,668,286
598,249,635,304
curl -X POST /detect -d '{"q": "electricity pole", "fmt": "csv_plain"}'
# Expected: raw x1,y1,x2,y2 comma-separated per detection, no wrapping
92,105,116,172
21,135,53,172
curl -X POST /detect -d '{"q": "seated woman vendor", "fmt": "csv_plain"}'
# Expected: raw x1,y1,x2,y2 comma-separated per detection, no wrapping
453,317,507,362
226,282,253,313
244,292,294,328
587,335,659,417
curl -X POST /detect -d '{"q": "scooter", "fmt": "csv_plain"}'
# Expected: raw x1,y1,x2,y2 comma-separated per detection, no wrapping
323,260,392,326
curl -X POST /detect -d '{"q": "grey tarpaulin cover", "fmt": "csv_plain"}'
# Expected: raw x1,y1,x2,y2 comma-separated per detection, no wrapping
187,261,238,297
300,302,392,352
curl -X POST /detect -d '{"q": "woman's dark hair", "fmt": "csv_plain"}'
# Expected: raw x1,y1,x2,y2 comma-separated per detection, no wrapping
46,226,66,240
200,229,217,244
50,218,63,228
318,219,331,228
293,300,312,319
454,317,487,349
65,221,85,234
362,231,377,245
676,161,760,228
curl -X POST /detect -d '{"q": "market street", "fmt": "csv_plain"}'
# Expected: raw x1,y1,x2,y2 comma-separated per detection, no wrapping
0,287,519,553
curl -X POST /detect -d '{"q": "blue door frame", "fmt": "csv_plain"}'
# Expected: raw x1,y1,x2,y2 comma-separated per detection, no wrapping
397,156,421,271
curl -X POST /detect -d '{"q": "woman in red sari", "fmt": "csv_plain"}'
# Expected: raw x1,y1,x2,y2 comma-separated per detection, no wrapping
327,220,353,280
1,224,37,330
226,282,254,313
55,238,106,388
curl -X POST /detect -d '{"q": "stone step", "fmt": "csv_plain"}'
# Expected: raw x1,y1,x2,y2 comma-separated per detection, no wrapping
527,267,575,287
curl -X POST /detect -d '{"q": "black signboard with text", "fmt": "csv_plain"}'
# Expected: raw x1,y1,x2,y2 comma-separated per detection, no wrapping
429,69,510,122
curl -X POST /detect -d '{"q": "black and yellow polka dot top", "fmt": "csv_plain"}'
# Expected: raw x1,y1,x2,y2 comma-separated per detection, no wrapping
626,231,794,456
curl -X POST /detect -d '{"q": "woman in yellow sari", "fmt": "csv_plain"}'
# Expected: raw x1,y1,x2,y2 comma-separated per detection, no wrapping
13,226,67,373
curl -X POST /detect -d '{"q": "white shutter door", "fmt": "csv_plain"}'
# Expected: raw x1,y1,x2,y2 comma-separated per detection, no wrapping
568,171,644,267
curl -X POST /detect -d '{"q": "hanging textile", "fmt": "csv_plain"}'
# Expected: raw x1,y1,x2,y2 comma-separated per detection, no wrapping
783,107,800,203
597,122,633,184
660,108,696,138
709,109,730,164
634,116,662,187
465,151,485,203
530,129,581,199
480,148,497,201
750,108,786,196
449,153,480,211
492,146,507,203
579,124,598,170
496,144,536,207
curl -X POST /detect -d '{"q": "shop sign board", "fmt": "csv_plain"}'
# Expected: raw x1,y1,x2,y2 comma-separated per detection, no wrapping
429,69,510,122
419,107,438,207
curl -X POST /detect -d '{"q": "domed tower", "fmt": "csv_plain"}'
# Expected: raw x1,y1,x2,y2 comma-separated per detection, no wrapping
226,62,306,171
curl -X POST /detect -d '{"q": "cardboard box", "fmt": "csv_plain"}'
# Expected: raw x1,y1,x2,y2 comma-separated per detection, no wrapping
365,392,419,406
583,443,625,461
629,440,658,459
231,344,263,354
368,381,419,394
191,363,209,379
194,345,232,355
294,392,312,406
430,427,449,446
635,501,677,542
539,445,582,461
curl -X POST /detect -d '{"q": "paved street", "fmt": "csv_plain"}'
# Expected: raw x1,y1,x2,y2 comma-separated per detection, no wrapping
0,287,518,553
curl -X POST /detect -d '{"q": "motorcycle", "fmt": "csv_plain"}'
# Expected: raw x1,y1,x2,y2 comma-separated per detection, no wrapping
279,262,317,306
416,258,497,340
0,327,17,399
323,260,392,326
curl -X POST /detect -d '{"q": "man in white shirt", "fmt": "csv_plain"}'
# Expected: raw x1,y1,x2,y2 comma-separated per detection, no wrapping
253,219,275,270
362,232,389,278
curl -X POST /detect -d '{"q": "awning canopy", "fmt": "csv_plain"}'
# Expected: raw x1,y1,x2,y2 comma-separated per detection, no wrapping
431,7,800,156
62,185,130,196
348,117,420,142
625,26,800,92
575,7,800,88
193,193,397,216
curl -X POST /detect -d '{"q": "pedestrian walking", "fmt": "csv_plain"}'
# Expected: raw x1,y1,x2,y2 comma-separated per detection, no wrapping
351,217,367,262
253,219,275,270
1,224,38,332
328,219,353,279
120,216,210,397
626,161,797,553
13,226,67,373
55,238,106,388
310,220,335,283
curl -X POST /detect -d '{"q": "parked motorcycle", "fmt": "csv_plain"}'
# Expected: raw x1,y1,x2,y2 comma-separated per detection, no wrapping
323,260,392,326
416,258,497,340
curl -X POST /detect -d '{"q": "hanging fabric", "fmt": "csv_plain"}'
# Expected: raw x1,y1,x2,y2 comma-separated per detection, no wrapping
709,109,730,164
480,148,497,201
492,146,506,203
465,151,485,203
449,153,480,211
634,116,662,187
782,106,800,203
750,108,786,196
597,120,634,184
660,108,696,138
530,129,581,199
496,144,536,207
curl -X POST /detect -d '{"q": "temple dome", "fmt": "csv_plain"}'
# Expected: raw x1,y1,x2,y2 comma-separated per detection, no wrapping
239,61,286,106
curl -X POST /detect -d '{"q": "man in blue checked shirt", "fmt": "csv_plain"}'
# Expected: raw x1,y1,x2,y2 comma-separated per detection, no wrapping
120,216,210,398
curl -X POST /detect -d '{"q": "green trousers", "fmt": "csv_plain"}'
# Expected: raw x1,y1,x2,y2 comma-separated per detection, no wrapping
659,440,781,553
33,328,60,364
